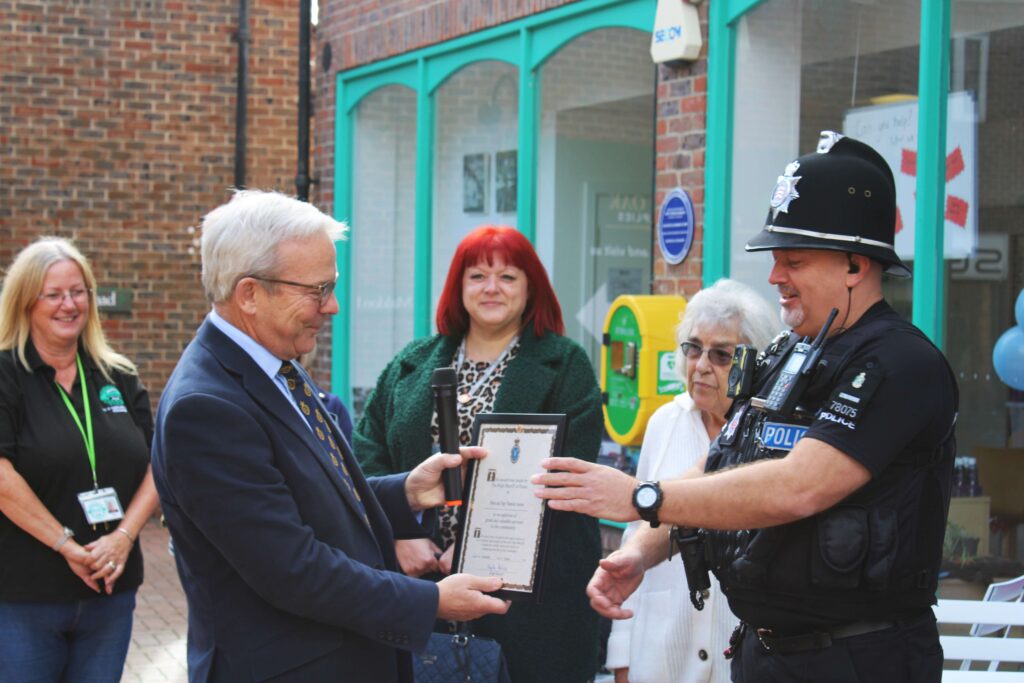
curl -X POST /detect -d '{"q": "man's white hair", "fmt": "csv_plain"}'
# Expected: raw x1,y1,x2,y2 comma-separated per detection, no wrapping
201,189,348,303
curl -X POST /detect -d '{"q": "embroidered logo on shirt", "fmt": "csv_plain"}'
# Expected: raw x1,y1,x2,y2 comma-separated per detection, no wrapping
816,364,883,431
99,384,128,413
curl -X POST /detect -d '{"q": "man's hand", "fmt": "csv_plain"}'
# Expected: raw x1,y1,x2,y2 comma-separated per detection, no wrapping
436,573,510,621
531,457,638,522
405,447,487,511
395,538,442,577
438,543,455,575
586,547,645,620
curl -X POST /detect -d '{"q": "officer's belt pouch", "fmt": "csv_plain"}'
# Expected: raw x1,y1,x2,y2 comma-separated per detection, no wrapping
811,505,897,591
730,529,776,587
864,508,897,590
812,506,868,589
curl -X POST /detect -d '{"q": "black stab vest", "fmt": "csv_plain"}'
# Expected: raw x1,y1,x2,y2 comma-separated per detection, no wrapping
703,311,958,629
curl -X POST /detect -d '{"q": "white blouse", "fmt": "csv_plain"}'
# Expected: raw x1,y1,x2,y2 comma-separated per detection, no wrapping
604,393,738,683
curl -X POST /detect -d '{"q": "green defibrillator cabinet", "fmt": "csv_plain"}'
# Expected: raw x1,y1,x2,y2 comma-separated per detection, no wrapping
601,295,687,446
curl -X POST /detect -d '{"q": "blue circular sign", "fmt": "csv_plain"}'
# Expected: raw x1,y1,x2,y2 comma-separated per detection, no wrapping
657,188,694,265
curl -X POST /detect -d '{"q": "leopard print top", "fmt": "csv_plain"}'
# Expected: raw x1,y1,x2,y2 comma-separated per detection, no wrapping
430,339,522,548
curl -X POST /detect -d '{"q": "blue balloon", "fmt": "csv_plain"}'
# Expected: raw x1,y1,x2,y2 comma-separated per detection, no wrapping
1016,288,1024,328
993,326,1024,391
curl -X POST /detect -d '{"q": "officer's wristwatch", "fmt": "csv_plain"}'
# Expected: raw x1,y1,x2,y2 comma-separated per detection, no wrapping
632,481,663,528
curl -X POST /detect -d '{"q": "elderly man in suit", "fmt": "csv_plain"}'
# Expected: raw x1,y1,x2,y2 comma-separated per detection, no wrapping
152,190,508,683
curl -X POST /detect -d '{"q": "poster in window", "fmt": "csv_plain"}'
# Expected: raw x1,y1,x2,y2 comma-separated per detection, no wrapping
463,153,488,213
494,150,517,214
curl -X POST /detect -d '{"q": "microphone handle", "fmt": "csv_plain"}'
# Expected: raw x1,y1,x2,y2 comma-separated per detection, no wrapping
435,388,463,507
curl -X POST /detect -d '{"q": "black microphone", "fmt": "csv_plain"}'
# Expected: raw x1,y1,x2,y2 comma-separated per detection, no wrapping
430,367,463,507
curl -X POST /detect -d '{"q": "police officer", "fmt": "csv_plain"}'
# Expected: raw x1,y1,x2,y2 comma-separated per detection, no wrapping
533,132,958,682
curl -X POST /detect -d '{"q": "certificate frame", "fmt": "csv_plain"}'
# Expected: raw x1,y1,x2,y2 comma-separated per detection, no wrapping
451,413,566,603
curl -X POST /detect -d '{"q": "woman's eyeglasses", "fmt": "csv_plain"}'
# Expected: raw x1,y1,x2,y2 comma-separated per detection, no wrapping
38,288,91,305
679,341,734,367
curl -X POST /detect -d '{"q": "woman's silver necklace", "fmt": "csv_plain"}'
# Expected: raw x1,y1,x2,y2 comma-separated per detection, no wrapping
454,335,519,405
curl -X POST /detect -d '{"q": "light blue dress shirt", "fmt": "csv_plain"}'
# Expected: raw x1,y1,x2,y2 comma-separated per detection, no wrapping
208,309,307,423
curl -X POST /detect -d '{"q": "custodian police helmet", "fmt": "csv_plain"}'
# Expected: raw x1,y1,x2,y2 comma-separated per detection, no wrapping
745,131,911,278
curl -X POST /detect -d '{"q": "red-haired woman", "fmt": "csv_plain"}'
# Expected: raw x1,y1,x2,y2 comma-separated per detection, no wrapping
355,225,603,683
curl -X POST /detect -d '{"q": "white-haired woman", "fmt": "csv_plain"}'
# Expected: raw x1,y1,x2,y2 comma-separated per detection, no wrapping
606,278,780,683
0,237,158,682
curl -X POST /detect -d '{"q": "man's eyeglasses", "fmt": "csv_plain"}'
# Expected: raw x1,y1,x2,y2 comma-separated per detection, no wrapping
680,341,734,367
249,275,337,306
38,288,91,305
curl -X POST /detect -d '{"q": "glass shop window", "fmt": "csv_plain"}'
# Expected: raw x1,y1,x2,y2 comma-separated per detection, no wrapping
946,3,1024,557
431,61,520,311
535,27,655,368
730,0,920,318
349,85,417,415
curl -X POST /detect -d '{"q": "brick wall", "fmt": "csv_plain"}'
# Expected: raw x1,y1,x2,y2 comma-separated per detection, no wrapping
651,1,709,302
0,0,301,401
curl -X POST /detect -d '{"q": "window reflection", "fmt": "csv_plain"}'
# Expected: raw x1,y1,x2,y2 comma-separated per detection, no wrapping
351,85,417,416
536,28,655,366
432,61,520,313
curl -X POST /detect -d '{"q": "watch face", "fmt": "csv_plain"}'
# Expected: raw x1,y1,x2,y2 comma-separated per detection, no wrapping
636,486,658,508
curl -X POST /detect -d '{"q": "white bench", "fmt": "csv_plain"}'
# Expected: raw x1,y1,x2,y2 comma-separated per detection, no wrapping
934,598,1024,681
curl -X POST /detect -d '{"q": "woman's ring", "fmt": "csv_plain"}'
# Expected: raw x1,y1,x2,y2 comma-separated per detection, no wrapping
107,561,117,570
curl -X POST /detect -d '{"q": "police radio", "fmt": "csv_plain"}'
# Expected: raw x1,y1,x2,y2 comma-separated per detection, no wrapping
726,344,757,400
673,526,711,611
763,308,839,417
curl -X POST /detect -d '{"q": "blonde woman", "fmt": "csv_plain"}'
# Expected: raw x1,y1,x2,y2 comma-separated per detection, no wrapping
0,237,158,683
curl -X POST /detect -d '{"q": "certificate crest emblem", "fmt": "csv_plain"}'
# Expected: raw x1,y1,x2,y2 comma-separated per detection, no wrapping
510,438,521,464
852,372,866,389
769,160,801,220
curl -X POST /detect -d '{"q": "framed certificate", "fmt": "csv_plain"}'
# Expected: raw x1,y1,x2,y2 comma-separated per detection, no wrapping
451,413,566,602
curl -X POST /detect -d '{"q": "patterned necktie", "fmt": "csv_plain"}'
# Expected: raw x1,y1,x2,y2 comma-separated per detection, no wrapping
279,361,369,524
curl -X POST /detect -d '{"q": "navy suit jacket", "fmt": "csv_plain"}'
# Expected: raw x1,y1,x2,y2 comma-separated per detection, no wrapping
152,320,438,682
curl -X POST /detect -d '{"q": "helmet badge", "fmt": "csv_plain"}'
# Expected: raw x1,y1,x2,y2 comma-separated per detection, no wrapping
770,160,801,220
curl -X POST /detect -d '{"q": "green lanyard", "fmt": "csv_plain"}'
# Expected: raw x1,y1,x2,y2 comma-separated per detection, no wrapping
55,354,97,490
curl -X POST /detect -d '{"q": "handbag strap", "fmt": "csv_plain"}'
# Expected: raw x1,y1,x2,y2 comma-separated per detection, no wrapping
452,632,472,682
453,621,477,682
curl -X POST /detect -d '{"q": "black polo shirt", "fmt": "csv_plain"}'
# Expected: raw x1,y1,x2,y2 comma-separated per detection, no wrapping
801,301,957,476
0,339,152,602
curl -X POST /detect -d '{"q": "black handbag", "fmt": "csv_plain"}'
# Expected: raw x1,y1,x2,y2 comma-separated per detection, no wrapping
413,626,511,683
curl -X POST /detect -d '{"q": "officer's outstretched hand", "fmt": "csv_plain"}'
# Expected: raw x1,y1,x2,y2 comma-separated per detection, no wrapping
586,547,645,619
532,457,637,521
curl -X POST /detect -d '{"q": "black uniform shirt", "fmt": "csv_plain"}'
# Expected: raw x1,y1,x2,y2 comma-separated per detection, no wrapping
707,301,958,631
0,339,152,602
803,301,957,477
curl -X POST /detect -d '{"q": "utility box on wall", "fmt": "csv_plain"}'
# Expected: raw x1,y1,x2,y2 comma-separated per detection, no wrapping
601,295,686,445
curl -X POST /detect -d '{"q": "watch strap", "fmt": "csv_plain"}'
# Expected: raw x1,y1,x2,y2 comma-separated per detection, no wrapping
52,526,75,552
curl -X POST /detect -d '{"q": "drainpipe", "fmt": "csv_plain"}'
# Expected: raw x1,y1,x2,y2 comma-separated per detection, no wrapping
296,0,312,201
233,0,250,189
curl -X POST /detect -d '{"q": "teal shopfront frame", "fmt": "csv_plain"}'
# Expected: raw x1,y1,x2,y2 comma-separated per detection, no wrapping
331,0,655,398
705,0,952,349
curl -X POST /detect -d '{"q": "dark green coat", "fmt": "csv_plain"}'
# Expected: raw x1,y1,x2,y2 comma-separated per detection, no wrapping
354,328,603,683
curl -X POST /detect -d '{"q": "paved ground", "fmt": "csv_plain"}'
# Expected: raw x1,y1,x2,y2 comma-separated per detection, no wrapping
122,518,188,682
119,518,617,682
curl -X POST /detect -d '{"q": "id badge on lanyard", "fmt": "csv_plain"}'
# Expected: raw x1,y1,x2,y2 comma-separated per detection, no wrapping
77,487,124,524
58,354,125,525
